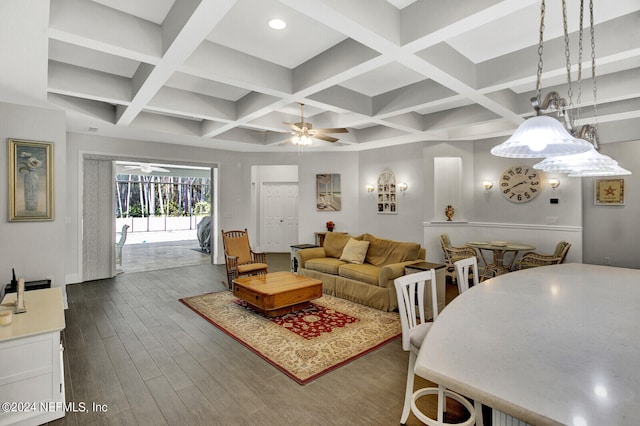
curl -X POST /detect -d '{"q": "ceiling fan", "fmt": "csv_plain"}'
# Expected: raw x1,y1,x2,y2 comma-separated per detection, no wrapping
283,103,348,145
121,163,170,173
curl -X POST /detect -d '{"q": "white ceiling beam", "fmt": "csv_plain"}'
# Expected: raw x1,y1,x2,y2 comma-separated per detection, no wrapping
48,61,131,105
49,0,162,64
116,0,236,126
147,87,236,122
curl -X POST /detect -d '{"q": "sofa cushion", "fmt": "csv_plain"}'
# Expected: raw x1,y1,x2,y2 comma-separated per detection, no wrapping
338,263,381,286
362,234,421,266
305,257,347,275
323,232,352,258
339,238,370,264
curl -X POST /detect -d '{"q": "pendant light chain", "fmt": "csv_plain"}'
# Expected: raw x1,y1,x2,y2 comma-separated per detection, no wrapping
535,0,546,112
576,0,585,123
590,0,599,131
562,0,573,109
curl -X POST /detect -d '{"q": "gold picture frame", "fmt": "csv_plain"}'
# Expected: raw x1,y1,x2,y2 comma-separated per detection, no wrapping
594,178,624,206
8,139,54,221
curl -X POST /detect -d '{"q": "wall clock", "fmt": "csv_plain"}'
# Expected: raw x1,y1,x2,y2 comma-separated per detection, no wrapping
499,165,541,203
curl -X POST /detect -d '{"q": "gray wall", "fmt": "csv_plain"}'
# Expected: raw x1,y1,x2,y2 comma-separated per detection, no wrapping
582,140,640,268
0,102,67,293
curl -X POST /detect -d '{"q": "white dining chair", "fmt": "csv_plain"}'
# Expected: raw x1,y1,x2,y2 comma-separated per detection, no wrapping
394,271,478,425
454,256,479,294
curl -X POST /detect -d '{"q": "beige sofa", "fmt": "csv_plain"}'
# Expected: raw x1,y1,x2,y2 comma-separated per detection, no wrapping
296,232,427,312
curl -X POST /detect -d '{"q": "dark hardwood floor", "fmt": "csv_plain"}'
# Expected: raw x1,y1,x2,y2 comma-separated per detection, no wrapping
50,254,471,426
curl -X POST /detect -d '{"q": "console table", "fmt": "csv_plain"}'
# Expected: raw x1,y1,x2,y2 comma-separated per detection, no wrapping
0,287,66,425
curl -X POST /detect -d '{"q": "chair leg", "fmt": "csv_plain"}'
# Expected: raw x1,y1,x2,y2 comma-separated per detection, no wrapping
400,353,416,424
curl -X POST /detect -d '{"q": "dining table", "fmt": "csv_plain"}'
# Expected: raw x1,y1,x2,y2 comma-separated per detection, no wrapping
414,263,640,426
466,240,535,280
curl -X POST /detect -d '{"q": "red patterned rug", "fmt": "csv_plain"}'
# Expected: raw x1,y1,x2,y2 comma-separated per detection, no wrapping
180,291,401,385
233,299,359,339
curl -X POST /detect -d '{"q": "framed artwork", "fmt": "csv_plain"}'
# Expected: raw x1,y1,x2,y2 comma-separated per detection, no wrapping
594,179,624,205
377,169,397,214
8,139,54,221
316,174,341,211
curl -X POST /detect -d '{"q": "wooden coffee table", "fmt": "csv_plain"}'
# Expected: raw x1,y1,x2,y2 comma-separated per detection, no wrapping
232,271,323,317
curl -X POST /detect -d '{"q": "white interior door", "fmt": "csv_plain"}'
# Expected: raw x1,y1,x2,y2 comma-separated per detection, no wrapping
261,183,298,252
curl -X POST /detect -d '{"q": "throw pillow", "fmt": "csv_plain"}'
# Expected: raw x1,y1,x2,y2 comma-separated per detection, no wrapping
339,238,370,264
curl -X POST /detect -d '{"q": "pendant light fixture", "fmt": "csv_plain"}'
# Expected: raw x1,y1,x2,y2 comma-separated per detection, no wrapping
491,0,591,159
533,0,631,176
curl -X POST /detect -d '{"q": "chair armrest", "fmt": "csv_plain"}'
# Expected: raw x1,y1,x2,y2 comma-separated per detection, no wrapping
447,246,477,260
295,247,326,268
379,261,419,288
517,252,563,269
250,250,267,263
225,254,238,269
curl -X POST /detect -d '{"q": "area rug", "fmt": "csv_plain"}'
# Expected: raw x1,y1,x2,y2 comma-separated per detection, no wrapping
179,291,401,385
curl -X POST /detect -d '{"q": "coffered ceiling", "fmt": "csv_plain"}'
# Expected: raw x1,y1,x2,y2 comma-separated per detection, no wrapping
45,0,640,152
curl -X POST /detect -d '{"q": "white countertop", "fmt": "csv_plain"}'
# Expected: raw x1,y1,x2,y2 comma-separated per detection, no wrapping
415,263,640,426
0,287,65,342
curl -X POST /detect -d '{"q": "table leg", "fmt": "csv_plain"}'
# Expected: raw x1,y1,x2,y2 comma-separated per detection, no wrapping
476,248,495,281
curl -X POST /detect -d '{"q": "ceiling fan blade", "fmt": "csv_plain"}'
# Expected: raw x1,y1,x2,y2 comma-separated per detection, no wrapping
311,127,349,134
150,166,170,173
283,122,302,132
313,134,339,143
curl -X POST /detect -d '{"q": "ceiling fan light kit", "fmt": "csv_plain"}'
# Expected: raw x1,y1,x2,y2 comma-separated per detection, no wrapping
283,103,348,147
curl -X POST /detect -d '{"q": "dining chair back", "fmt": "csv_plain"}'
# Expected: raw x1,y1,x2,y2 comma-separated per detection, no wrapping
221,229,268,289
517,240,571,270
454,256,479,294
394,270,438,424
440,233,477,283
395,270,482,426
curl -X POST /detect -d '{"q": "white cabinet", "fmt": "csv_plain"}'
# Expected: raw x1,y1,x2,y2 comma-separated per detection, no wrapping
0,288,65,425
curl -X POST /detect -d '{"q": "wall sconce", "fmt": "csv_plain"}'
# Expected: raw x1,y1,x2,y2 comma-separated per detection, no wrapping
482,180,493,190
548,178,561,189
366,184,375,193
397,182,408,192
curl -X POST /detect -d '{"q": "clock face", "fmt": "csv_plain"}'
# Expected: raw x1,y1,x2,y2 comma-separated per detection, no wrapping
500,166,541,203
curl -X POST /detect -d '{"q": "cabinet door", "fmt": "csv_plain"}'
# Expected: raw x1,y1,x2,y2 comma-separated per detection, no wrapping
0,332,65,425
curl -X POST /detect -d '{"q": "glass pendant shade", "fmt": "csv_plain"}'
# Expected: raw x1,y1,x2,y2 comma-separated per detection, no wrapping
568,163,631,177
534,143,631,176
491,116,592,158
533,144,617,173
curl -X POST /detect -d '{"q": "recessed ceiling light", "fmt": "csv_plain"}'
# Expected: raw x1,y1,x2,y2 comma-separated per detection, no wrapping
268,18,286,30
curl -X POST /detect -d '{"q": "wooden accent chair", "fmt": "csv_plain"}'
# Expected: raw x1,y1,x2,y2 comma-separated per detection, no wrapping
440,233,477,283
221,229,268,289
517,241,571,270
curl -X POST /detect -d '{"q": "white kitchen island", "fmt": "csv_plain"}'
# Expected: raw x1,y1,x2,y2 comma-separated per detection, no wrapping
0,287,66,426
414,263,640,426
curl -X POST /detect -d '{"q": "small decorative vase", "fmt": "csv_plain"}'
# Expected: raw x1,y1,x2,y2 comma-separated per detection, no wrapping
327,225,334,232
445,205,455,221
24,169,40,211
